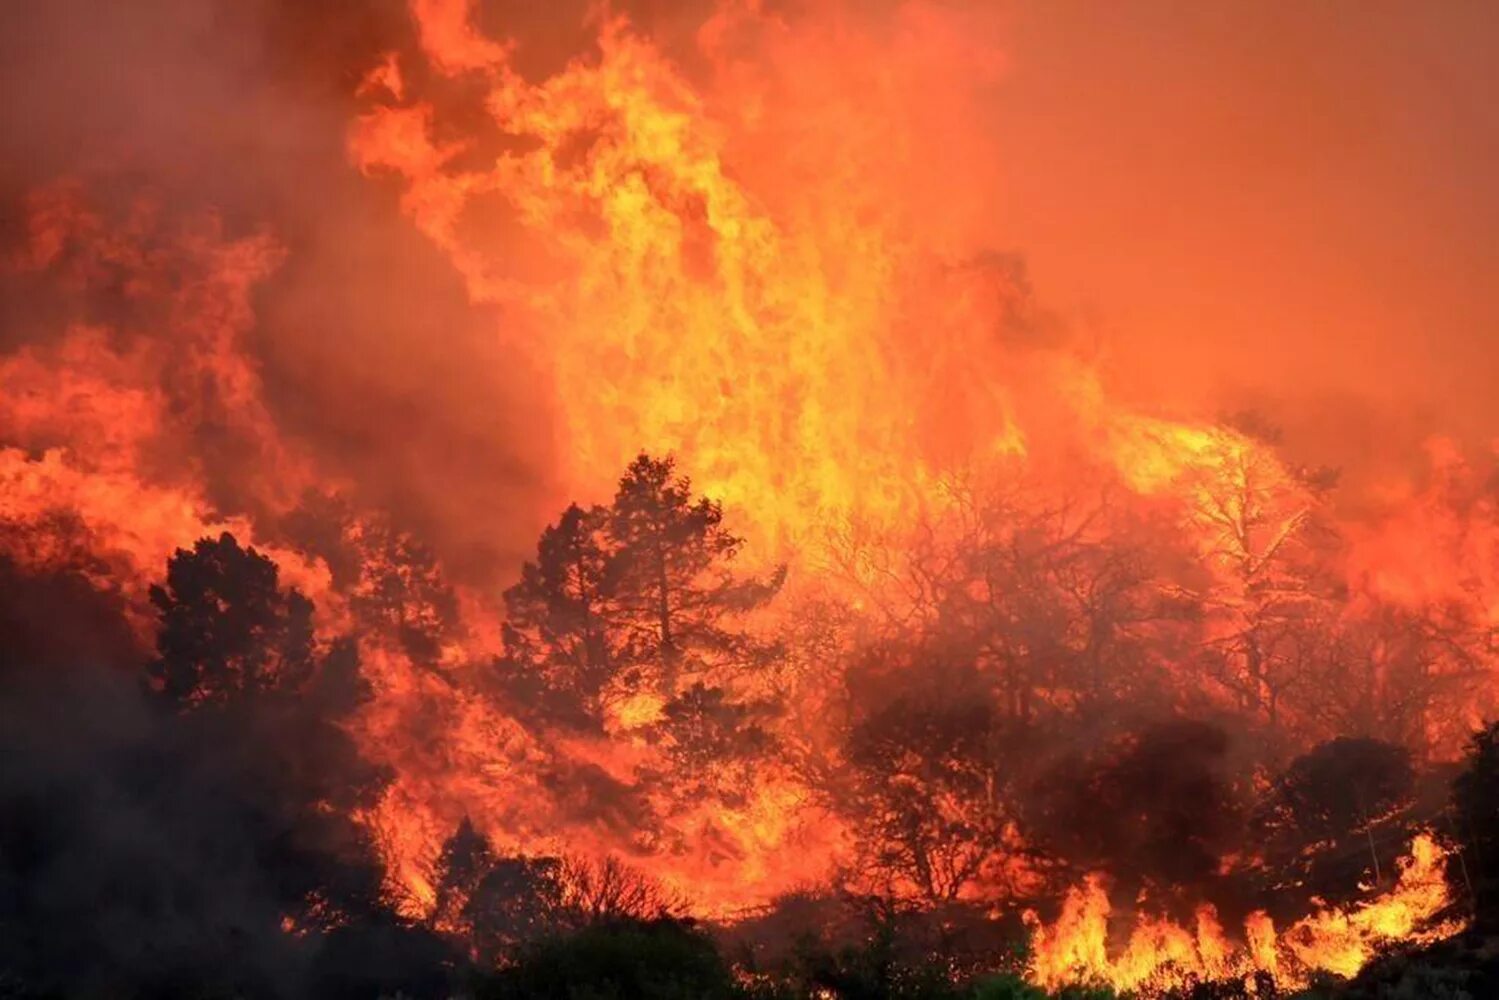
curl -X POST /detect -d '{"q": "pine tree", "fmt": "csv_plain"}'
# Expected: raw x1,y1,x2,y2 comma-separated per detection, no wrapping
498,454,783,742
147,532,314,706
500,503,615,726
605,454,784,690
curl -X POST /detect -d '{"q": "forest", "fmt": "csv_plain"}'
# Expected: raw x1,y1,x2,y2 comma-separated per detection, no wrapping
2,1,1497,997
2,451,1495,999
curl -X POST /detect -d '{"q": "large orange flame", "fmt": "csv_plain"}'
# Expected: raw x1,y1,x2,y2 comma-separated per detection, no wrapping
1027,832,1463,995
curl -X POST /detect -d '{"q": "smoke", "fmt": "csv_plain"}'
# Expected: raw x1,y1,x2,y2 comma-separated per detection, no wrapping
0,0,556,583
1026,719,1251,913
985,0,1499,490
0,1,1492,982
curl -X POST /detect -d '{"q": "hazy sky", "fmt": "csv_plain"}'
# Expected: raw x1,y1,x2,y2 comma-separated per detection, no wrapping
1,0,1492,518
987,0,1497,474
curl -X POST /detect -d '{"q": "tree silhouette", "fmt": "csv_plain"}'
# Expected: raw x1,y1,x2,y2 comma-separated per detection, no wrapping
348,518,461,666
605,454,783,690
845,690,1016,902
146,533,391,926
464,856,569,961
501,503,616,727
497,454,783,748
286,493,463,668
433,816,497,931
654,681,772,774
1254,737,1415,894
146,532,314,706
562,855,683,924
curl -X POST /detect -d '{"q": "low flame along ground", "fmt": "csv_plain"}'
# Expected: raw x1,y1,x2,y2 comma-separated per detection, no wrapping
2,0,1494,994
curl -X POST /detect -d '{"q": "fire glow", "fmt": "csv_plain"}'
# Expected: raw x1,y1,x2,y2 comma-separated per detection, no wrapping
1,1,1494,996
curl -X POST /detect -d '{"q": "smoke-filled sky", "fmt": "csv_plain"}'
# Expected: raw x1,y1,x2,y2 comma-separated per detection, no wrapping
987,0,1498,480
1,0,1494,565
1,2,1495,960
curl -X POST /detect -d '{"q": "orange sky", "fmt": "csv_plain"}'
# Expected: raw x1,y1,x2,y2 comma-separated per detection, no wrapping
0,0,1493,546
984,0,1497,480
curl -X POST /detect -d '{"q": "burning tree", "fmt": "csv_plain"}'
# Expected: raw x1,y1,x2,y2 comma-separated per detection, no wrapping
1173,426,1342,738
839,663,1025,904
2,1,1497,994
498,454,783,770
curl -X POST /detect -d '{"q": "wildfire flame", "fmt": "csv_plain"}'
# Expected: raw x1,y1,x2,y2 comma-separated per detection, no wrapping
0,0,1492,991
1027,832,1464,995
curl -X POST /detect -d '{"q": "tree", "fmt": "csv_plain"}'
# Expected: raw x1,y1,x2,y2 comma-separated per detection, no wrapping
146,531,314,706
285,493,463,668
829,484,1177,731
1176,433,1337,732
348,518,461,665
465,857,569,961
653,680,773,779
1254,737,1415,894
844,686,1018,903
562,855,684,924
434,816,498,931
431,816,683,964
146,533,391,925
1453,720,1499,924
498,454,783,762
430,819,570,962
605,454,783,691
500,503,616,727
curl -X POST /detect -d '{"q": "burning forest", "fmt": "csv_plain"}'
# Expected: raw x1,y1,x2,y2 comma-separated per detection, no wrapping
1,1,1497,998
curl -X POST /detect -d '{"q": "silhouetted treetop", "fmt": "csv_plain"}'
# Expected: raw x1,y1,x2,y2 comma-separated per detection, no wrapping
499,453,784,735
147,531,314,707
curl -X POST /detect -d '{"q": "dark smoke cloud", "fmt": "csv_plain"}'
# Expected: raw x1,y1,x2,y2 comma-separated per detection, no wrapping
0,659,465,999
0,663,305,996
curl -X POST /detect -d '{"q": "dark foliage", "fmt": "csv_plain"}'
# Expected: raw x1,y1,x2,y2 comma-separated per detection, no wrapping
0,534,458,999
845,690,1018,902
1254,738,1416,902
1453,720,1499,926
497,454,783,735
147,532,316,706
1030,719,1245,898
476,918,743,1000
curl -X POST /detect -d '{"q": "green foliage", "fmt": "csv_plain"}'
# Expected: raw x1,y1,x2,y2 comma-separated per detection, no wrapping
478,918,743,1000
970,973,1048,1000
